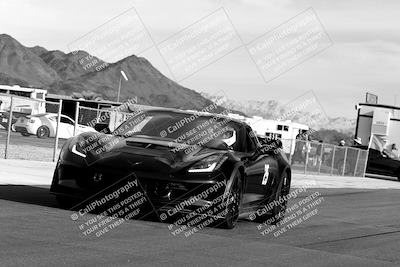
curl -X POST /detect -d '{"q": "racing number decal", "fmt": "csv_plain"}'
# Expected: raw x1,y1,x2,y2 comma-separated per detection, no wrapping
261,164,269,185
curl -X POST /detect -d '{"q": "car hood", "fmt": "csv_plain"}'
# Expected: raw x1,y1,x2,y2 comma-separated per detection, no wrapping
74,133,231,173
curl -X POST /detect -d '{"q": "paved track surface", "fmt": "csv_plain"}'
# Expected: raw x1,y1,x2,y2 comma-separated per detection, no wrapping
2,158,400,189
0,183,399,266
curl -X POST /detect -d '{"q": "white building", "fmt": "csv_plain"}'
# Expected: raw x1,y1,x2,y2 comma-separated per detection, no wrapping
355,102,400,149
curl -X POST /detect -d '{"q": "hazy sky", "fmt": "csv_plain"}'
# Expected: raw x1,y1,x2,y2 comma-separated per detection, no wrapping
1,0,399,119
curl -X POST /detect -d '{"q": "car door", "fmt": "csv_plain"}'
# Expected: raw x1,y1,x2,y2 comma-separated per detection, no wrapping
58,115,75,139
242,127,280,208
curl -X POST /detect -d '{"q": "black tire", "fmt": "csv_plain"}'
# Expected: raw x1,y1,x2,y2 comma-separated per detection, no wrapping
37,126,50,138
21,132,30,137
258,171,291,225
218,172,242,229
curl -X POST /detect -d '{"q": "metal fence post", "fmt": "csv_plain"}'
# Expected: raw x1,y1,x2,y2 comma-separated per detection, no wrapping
342,147,348,176
74,101,80,136
4,96,13,159
304,140,308,174
362,150,370,178
53,99,62,162
353,149,360,177
288,139,293,165
330,146,336,176
318,143,324,174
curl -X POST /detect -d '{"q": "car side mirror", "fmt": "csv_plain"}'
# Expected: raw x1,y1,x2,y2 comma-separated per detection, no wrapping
94,123,111,134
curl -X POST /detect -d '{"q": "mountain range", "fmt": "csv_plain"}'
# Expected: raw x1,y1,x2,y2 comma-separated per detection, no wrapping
0,33,355,133
0,33,216,110
203,93,356,134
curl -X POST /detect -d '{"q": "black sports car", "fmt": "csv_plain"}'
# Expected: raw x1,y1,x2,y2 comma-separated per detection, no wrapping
365,147,400,181
50,107,291,229
348,145,400,181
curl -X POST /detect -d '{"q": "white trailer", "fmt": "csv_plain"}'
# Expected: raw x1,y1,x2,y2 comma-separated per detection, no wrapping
0,85,47,114
246,116,308,154
227,113,309,155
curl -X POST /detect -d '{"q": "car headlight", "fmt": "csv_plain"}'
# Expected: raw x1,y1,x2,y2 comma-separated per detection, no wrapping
188,154,227,173
71,143,86,158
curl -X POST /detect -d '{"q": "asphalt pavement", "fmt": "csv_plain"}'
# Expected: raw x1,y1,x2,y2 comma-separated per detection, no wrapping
0,175,399,266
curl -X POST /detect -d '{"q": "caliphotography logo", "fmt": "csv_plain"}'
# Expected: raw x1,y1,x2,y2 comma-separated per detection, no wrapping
68,7,154,73
157,8,243,81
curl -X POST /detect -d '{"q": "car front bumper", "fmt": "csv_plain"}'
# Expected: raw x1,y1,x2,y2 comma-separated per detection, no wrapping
51,162,228,214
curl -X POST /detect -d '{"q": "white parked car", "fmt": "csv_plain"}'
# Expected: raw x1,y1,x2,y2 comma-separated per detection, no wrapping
13,113,96,139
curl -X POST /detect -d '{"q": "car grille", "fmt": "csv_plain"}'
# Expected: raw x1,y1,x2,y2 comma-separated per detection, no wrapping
59,164,130,192
138,178,224,206
59,164,225,209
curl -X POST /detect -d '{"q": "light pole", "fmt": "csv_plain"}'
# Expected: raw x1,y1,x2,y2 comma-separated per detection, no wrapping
117,70,128,102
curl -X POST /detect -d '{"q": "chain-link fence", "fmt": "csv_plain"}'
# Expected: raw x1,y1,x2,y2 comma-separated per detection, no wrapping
0,94,65,161
288,139,368,177
0,95,137,162
0,95,370,177
76,106,135,131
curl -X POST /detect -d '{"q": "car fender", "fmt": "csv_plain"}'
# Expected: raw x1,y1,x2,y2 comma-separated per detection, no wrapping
280,166,291,191
222,161,244,201
31,120,42,133
25,120,41,135
272,153,291,195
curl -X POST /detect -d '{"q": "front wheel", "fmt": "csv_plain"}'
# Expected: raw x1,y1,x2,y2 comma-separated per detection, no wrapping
218,172,242,229
258,171,291,225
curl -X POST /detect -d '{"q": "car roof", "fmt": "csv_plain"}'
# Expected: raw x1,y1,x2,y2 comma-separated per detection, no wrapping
127,104,248,126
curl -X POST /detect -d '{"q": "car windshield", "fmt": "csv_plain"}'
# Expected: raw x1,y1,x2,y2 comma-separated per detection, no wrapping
113,110,242,150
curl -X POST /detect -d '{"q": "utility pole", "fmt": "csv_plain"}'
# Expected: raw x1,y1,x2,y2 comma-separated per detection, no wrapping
117,70,128,103
117,75,122,103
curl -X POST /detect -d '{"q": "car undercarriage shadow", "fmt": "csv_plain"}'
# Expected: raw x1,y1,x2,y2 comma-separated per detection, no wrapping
0,185,164,224
0,184,283,227
0,185,58,208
